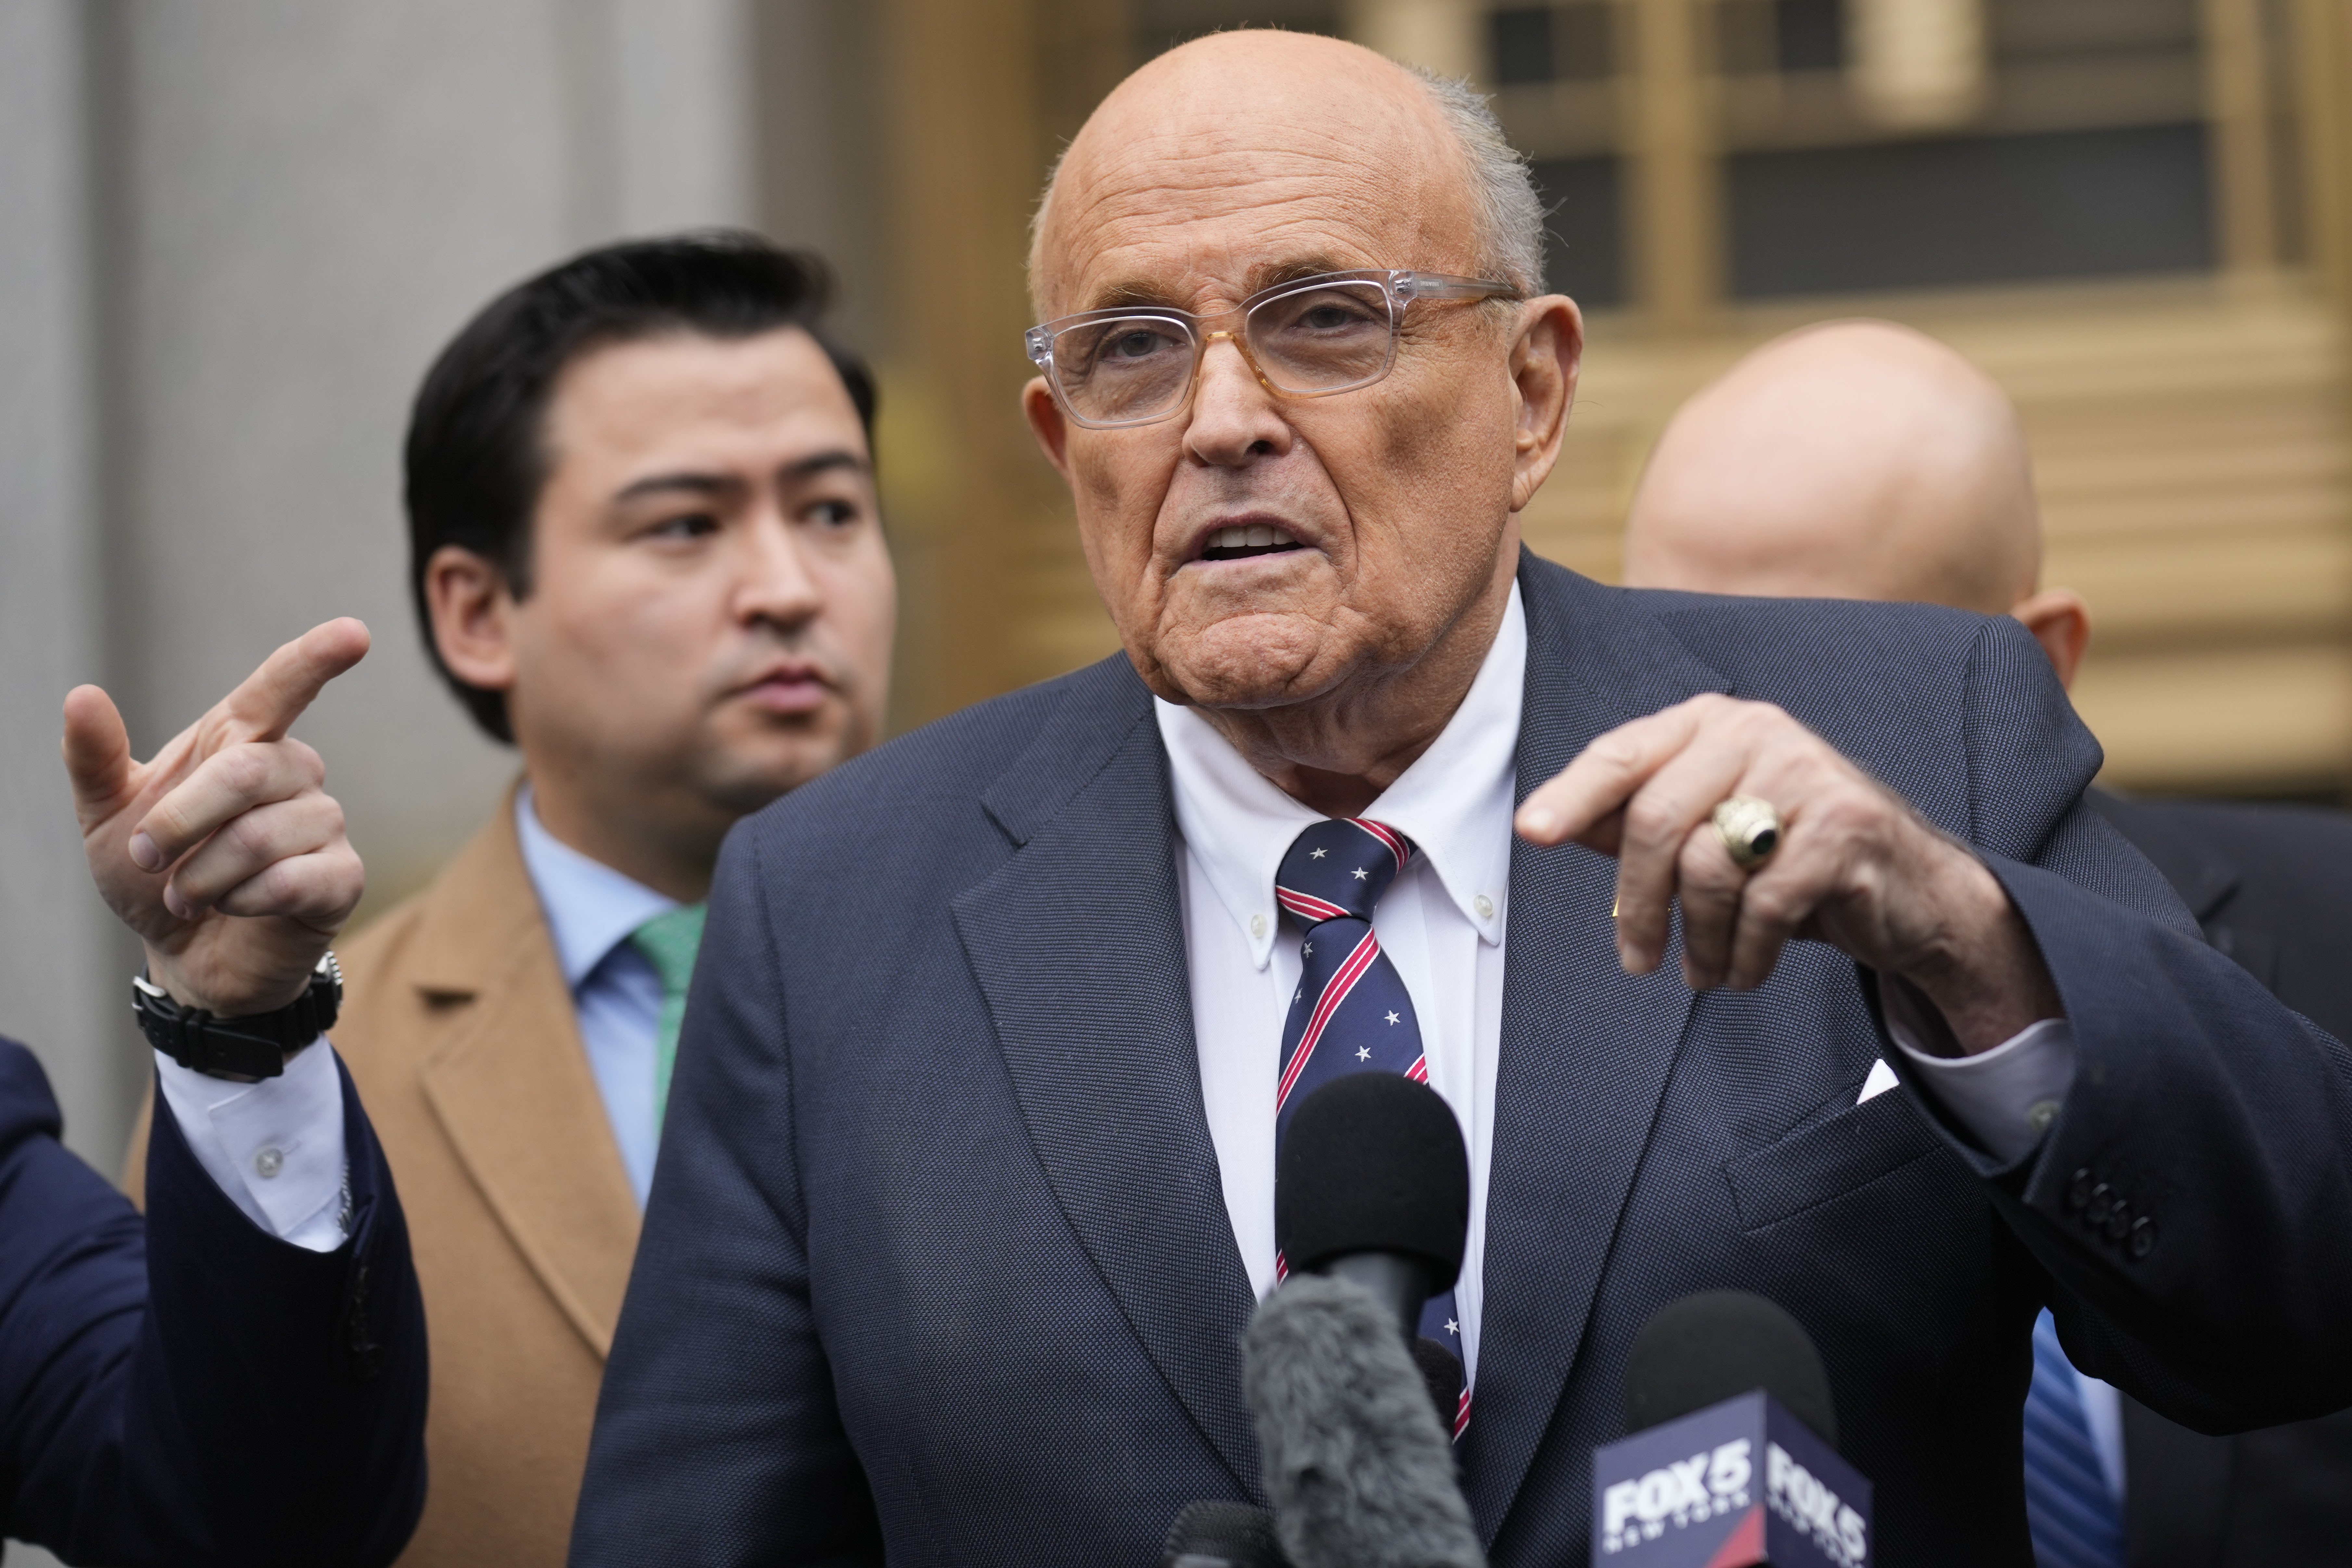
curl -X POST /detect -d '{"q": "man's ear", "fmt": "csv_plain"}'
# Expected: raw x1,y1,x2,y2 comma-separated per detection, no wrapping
2009,588,2091,692
424,544,520,693
1508,295,1584,514
1023,377,1074,481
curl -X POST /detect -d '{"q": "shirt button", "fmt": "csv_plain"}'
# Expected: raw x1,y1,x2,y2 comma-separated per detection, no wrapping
1474,894,1496,920
253,1146,284,1179
1250,913,1268,940
2025,1099,2059,1136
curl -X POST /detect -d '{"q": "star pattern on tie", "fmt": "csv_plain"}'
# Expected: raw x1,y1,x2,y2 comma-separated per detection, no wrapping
1273,815,1469,1441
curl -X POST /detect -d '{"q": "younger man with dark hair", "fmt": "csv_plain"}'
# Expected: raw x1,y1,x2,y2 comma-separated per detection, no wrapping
130,232,896,1568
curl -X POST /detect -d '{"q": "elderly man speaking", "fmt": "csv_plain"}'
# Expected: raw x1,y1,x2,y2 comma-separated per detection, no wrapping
570,31,2352,1567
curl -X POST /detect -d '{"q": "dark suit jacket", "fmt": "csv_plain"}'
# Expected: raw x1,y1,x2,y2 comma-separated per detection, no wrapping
0,1037,427,1566
574,555,2352,1568
2087,791,2352,1568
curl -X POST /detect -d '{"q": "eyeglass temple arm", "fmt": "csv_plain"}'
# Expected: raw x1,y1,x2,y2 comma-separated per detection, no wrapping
1396,271,1522,301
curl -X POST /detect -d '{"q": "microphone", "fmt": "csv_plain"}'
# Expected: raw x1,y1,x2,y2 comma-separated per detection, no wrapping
1594,1291,1872,1567
1274,1070,1471,1425
1246,1074,1485,1568
1244,1273,1486,1568
1624,1291,1838,1445
1159,1500,1289,1568
1275,1072,1469,1336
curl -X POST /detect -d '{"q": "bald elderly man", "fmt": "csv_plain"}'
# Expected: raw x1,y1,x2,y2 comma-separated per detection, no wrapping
571,34,2352,1568
1627,318,2352,1568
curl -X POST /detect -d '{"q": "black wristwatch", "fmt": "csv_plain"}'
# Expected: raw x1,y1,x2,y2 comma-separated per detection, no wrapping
131,951,342,1081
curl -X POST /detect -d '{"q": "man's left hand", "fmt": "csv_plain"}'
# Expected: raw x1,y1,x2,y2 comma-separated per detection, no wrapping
1514,693,2060,1054
63,619,371,1019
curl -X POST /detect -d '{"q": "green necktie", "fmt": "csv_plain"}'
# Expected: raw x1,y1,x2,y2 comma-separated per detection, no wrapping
629,902,707,1132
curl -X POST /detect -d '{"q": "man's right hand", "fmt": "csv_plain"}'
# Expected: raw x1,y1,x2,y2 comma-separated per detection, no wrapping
63,619,371,1019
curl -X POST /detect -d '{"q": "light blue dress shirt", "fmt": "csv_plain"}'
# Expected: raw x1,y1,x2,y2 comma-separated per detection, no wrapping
513,787,678,1207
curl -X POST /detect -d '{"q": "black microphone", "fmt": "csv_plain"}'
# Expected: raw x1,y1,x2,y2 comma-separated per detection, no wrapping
1246,1074,1485,1568
1595,1291,1872,1567
1274,1071,1471,1421
1623,1290,1838,1446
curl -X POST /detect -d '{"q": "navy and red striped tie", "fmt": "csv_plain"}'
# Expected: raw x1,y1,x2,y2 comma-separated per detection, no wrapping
1273,815,1468,1436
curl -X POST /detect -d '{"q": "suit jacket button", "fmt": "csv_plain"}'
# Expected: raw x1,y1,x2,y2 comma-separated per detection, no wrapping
2067,1168,2094,1210
2085,1182,2114,1225
2129,1217,2157,1259
2104,1198,2131,1241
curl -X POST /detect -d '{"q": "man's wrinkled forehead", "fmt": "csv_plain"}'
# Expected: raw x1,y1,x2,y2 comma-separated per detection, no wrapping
1031,41,1470,319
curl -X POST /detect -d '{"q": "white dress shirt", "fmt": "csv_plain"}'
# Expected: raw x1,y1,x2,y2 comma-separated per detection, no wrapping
155,1036,348,1251
1160,583,2080,1382
514,785,679,1205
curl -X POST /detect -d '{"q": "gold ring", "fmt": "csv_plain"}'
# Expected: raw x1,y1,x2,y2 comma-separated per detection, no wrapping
1711,796,1782,872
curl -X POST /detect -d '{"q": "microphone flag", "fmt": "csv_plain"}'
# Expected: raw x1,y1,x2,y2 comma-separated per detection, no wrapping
1591,1391,1871,1568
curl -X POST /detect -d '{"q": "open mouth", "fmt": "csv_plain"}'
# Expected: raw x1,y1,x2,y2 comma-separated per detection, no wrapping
1200,524,1308,563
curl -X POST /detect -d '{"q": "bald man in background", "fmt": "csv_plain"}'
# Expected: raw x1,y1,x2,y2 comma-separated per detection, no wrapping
1624,318,2352,1568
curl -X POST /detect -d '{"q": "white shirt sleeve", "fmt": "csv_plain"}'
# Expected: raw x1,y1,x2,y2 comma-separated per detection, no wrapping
1882,978,2075,1164
151,1037,350,1252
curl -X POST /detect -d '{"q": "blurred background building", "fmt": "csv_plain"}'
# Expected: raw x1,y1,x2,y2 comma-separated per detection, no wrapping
2,0,2347,1206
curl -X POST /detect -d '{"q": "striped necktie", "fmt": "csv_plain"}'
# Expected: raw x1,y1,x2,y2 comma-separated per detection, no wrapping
629,902,707,1133
1274,816,1469,1437
2023,1308,2128,1568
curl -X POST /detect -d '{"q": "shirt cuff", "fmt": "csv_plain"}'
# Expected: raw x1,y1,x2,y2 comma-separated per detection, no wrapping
152,1036,349,1251
1884,988,2075,1165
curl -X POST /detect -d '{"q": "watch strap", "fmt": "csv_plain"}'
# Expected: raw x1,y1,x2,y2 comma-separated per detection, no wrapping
133,952,342,1081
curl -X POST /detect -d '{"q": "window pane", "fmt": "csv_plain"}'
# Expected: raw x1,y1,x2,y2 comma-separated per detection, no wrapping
1490,6,1555,86
1533,156,1623,308
1727,123,2213,297
1775,0,1843,71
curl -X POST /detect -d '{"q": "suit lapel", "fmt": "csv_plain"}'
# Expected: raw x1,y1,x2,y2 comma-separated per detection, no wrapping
410,797,643,1358
953,660,1265,1496
1460,557,1732,1537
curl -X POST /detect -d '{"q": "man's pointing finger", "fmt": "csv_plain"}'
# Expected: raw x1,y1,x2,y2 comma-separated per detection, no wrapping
217,618,372,743
1514,701,1704,848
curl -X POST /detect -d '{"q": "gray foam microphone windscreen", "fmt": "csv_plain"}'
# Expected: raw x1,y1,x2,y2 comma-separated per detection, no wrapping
1160,1500,1290,1568
1244,1274,1487,1568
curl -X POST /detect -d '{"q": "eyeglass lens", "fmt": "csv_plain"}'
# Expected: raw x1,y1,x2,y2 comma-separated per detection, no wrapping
1049,280,1397,425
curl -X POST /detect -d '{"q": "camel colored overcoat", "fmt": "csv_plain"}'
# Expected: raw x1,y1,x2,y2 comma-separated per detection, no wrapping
129,791,642,1567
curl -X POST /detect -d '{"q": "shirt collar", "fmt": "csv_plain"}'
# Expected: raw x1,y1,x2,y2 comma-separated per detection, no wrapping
1155,581,1526,969
513,784,680,990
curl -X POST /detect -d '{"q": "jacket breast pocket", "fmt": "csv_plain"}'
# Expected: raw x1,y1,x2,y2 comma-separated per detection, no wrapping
1723,1088,1949,1234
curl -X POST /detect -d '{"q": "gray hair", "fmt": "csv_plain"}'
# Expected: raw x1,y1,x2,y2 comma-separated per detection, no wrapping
1028,63,1547,310
1409,68,1545,296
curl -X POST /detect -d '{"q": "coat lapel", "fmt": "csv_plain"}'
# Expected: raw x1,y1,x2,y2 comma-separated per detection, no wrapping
1460,557,1733,1537
952,659,1265,1496
409,796,643,1358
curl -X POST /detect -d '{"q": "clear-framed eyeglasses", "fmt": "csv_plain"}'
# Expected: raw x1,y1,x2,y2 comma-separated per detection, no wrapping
1024,269,1522,430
